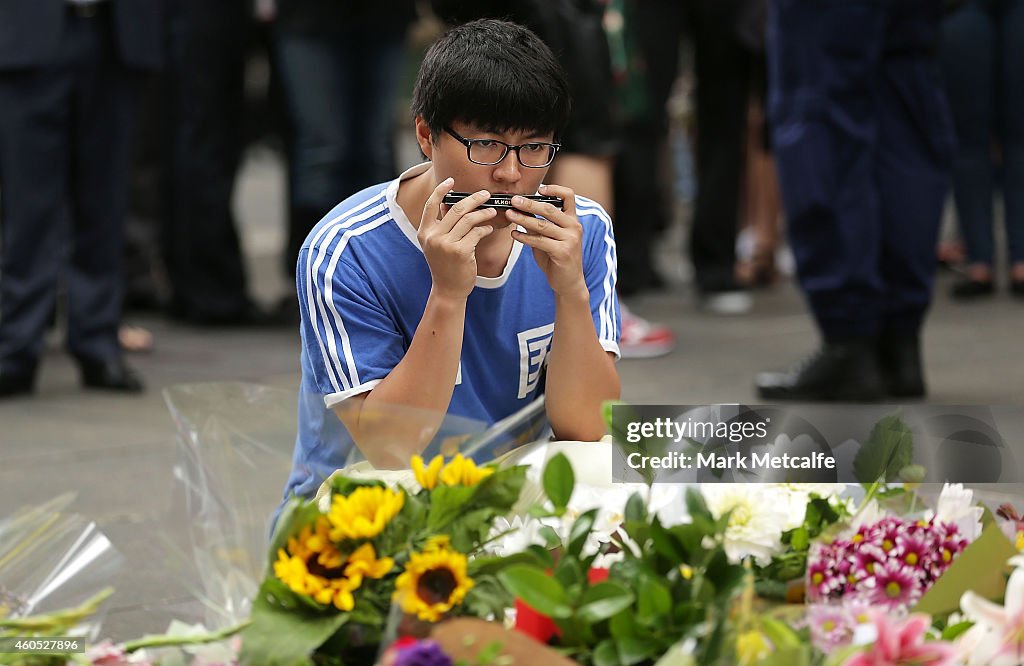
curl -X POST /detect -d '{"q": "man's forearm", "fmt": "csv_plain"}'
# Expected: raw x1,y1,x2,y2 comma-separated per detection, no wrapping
545,289,621,441
333,290,466,467
366,290,466,413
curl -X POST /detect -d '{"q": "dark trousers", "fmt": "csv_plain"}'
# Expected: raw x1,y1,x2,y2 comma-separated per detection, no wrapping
768,0,954,338
161,0,251,320
614,0,750,296
687,0,752,295
940,0,1024,267
0,9,141,375
613,0,683,295
275,27,406,279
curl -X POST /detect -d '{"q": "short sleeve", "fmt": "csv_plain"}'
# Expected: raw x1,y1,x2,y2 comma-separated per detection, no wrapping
298,247,406,407
576,198,621,359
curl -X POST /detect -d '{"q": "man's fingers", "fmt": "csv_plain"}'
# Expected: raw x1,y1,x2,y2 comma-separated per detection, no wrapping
510,229,560,255
449,207,498,241
422,177,455,225
538,184,576,218
454,224,495,251
437,189,491,233
506,208,567,239
509,195,565,225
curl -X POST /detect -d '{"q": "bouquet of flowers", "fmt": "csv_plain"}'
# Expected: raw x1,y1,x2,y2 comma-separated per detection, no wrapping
242,453,529,665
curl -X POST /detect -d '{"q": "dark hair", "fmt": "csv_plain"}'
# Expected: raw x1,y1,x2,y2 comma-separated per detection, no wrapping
411,19,571,140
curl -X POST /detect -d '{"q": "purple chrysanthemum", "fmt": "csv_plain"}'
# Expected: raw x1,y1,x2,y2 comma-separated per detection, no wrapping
394,640,453,666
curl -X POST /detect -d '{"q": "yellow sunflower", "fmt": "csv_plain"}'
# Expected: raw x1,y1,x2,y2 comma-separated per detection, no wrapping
412,454,494,490
327,485,405,541
273,519,395,611
393,539,474,622
411,454,444,490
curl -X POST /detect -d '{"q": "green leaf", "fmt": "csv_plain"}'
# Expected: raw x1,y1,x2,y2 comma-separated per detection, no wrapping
426,484,477,530
789,527,809,552
593,639,621,666
617,637,659,665
760,617,802,649
577,582,635,624
470,465,528,512
636,577,671,624
267,499,324,576
497,565,573,619
624,493,647,523
539,525,563,549
941,621,974,641
609,610,640,641
853,411,914,483
568,508,599,558
650,520,685,562
466,552,538,576
756,645,811,666
543,453,575,510
526,544,556,568
240,577,349,666
684,488,713,524
554,556,585,592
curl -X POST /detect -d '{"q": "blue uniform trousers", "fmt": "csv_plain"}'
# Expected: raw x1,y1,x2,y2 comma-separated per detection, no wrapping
768,0,955,339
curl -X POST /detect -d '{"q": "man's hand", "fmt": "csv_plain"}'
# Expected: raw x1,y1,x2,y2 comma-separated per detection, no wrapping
418,179,498,300
507,185,586,298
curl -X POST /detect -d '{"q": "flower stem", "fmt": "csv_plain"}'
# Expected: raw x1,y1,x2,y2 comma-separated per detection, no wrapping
123,619,250,653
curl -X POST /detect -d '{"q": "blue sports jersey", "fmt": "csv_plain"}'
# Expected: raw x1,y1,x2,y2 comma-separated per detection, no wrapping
282,163,620,501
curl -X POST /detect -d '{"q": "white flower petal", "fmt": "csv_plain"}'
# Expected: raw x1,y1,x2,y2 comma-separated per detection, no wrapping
961,591,1009,628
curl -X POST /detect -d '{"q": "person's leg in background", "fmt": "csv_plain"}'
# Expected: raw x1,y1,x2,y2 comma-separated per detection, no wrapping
545,0,676,359
687,0,753,314
1000,0,1024,295
343,28,406,195
163,0,254,324
612,0,684,297
0,67,71,394
941,0,997,298
876,1,955,397
276,23,408,285
756,0,888,400
736,52,784,288
275,31,352,280
66,10,146,391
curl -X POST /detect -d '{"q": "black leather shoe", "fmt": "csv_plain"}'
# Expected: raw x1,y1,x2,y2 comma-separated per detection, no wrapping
756,340,884,401
0,371,34,398
79,358,145,393
878,335,925,398
950,278,994,300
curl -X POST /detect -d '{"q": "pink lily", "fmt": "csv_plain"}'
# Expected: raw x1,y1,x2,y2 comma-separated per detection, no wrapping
843,612,955,666
958,556,1024,666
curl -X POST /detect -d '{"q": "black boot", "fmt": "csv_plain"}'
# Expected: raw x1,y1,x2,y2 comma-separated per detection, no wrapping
755,339,884,401
878,334,925,398
78,357,145,393
0,369,35,398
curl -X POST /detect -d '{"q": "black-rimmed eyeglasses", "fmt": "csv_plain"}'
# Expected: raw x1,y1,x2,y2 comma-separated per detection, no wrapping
444,127,560,168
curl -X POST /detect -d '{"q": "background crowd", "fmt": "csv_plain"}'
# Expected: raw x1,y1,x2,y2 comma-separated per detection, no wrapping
0,0,1021,402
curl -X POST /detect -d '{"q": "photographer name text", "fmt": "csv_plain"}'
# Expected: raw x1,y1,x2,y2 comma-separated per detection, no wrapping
625,450,836,471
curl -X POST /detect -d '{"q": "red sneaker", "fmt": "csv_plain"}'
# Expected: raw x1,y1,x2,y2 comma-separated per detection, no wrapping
619,305,676,359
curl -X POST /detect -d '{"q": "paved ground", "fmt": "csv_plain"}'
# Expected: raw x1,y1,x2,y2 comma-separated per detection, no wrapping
1,149,1022,642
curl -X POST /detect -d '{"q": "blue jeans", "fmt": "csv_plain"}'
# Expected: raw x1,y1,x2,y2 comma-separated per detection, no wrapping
941,0,1024,266
275,28,406,271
